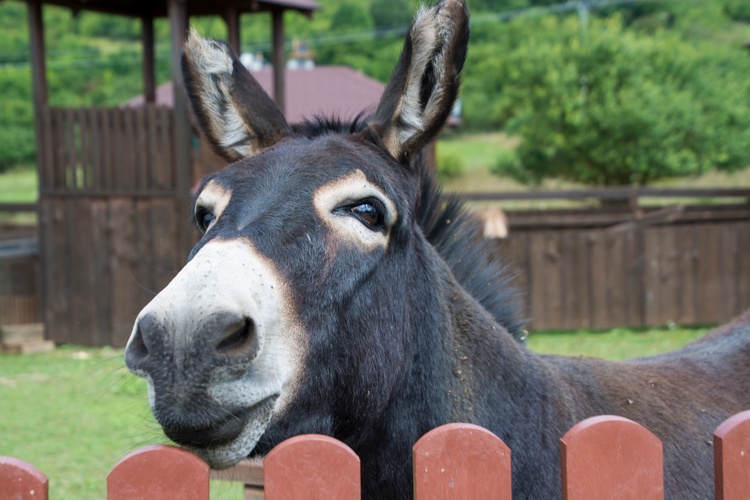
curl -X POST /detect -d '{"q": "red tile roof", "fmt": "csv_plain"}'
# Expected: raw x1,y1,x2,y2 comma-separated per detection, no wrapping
125,66,385,126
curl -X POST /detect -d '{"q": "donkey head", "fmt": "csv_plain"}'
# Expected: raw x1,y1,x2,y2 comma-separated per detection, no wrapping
125,0,469,469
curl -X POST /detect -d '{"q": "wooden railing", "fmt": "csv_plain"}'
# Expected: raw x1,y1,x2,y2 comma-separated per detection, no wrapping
2,412,749,499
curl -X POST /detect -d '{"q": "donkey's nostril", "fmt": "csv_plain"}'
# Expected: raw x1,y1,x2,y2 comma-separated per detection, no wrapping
125,322,150,371
216,317,257,358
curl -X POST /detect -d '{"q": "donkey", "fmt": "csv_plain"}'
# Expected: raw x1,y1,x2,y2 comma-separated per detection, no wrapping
125,1,750,498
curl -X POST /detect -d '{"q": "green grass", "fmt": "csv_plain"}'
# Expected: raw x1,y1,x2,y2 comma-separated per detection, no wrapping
0,327,711,498
0,345,242,499
0,165,38,203
527,326,710,361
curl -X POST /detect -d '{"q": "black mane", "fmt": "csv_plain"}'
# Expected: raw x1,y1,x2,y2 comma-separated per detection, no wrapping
296,115,526,340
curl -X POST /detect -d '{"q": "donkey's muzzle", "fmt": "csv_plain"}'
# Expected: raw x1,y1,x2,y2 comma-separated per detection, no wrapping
125,310,260,379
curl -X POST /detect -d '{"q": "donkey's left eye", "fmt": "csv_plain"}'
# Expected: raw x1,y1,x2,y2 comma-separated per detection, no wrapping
348,199,385,230
195,207,216,233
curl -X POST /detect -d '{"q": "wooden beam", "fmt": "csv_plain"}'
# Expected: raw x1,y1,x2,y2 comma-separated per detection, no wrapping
26,0,48,168
142,15,156,104
224,4,241,55
168,0,192,254
271,8,285,115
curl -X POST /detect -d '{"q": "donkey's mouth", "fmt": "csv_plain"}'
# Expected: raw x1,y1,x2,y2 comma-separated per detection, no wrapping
161,395,278,450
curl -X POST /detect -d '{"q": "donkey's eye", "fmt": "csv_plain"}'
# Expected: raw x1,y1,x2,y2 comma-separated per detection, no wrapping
348,199,385,230
195,207,216,233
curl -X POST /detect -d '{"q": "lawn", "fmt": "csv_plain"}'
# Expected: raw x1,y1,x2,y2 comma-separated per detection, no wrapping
1,326,710,499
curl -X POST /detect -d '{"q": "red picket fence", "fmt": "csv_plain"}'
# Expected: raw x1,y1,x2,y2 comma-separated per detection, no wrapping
2,412,749,499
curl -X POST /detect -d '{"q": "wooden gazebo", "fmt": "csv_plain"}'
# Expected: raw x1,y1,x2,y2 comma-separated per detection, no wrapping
19,0,318,346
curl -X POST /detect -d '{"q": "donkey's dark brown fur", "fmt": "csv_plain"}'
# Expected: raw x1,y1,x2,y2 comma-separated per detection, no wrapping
125,1,750,498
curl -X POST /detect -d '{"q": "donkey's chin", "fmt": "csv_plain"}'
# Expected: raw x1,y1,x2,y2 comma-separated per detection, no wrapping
186,397,277,470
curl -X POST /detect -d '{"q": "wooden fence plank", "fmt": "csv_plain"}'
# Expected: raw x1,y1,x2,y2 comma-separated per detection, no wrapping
714,410,750,500
413,423,511,500
719,224,740,320
527,232,548,330
40,198,70,343
66,198,98,345
264,434,360,500
103,108,116,190
696,224,723,324
588,232,610,330
674,225,697,325
91,199,113,345
738,222,750,315
561,415,663,500
0,456,49,500
109,198,139,344
107,445,209,500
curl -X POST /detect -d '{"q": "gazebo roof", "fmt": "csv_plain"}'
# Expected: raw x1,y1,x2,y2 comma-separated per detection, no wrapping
126,66,386,126
18,0,319,18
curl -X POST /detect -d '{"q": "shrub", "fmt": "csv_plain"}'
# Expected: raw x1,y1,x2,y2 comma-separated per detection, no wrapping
436,152,467,179
485,15,750,186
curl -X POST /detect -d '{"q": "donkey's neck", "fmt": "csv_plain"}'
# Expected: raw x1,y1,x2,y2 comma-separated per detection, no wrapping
356,251,589,499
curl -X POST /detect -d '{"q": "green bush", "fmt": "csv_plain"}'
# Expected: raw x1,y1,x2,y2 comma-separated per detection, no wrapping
483,15,750,186
436,152,467,179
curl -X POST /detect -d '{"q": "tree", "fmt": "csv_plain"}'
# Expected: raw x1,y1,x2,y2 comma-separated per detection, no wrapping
486,15,750,186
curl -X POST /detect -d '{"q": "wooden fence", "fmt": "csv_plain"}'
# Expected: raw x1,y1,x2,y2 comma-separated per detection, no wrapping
480,189,750,331
0,204,40,326
35,105,193,345
2,411,749,499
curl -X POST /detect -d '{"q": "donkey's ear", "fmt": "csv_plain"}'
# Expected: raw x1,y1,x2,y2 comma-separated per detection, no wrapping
368,0,469,163
182,30,291,162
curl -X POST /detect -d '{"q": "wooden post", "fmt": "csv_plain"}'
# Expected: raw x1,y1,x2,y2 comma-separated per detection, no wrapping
561,415,664,499
271,8,285,115
0,456,49,500
714,410,750,500
107,445,209,500
168,0,193,256
224,4,241,56
142,15,156,104
413,423,512,500
26,0,48,175
264,435,360,500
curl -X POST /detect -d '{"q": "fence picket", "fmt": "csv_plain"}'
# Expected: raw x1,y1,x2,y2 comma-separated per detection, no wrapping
0,456,49,500
413,423,511,500
560,415,663,500
714,410,750,500
264,434,360,500
106,445,209,500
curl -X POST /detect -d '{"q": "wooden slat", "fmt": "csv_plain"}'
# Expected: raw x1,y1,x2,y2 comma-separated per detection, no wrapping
695,224,723,324
147,104,159,190
0,456,49,500
40,106,54,190
738,222,750,314
413,423,511,500
561,416,664,499
588,232,610,330
91,199,113,345
264,435,360,500
134,199,156,312
714,410,750,500
543,232,563,329
720,224,740,320
101,108,113,190
40,198,70,343
109,198,139,345
87,108,101,190
136,107,149,191
107,445,209,500
66,199,97,344
674,225,697,325
527,232,548,330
